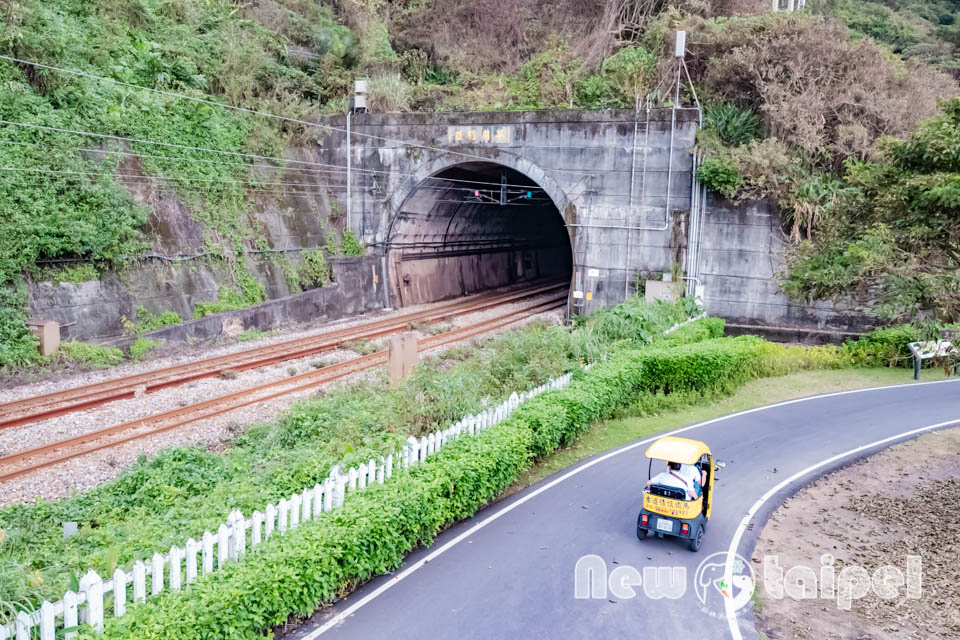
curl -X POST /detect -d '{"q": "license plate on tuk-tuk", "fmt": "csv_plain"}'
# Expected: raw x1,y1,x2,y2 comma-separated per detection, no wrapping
656,518,674,533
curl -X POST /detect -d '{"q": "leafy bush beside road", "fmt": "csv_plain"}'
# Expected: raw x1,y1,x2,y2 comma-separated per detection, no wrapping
8,305,942,636
78,331,859,640
0,299,696,608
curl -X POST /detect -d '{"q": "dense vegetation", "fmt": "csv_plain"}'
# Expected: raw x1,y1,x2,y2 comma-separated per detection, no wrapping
783,98,960,321
0,0,364,366
1,0,956,363
0,296,696,610
677,10,957,320
71,329,893,640
811,0,960,76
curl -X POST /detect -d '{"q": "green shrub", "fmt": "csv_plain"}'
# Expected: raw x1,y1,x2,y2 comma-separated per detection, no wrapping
840,324,933,367
0,287,40,368
661,317,726,347
0,556,43,623
128,338,161,362
341,230,365,257
704,104,762,147
696,155,744,199
77,331,847,639
57,341,125,368
577,45,659,108
193,270,265,318
123,306,182,335
324,233,342,257
299,249,331,289
134,307,181,333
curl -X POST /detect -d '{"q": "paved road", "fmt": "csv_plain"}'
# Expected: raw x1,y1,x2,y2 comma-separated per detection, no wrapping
291,379,960,640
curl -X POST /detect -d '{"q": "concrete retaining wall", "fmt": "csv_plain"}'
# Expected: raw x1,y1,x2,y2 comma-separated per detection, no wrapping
69,257,384,347
698,194,872,332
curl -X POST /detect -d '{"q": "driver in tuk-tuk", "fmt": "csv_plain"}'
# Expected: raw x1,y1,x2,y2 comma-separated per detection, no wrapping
645,461,706,501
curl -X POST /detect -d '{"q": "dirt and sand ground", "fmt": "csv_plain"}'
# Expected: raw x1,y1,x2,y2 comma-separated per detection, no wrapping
752,427,960,639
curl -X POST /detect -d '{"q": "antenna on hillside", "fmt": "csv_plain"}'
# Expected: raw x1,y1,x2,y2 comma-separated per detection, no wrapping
673,30,701,119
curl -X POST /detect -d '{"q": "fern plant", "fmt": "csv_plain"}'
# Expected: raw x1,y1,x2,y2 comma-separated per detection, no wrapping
704,104,762,147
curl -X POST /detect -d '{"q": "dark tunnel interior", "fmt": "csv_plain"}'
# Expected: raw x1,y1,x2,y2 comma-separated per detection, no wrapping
386,162,573,306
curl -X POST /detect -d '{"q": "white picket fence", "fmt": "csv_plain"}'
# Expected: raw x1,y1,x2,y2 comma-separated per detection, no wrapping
663,312,706,336
1,372,575,640
3,311,710,639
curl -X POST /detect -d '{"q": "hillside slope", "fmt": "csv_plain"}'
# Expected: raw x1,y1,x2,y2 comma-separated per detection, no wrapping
0,0,956,367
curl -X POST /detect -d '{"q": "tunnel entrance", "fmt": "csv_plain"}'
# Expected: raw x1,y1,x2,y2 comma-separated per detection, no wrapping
386,162,573,306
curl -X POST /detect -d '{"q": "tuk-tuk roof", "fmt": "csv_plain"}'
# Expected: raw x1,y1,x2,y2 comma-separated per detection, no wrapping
644,436,710,465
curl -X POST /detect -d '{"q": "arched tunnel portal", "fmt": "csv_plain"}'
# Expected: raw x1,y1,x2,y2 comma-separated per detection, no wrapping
386,162,573,306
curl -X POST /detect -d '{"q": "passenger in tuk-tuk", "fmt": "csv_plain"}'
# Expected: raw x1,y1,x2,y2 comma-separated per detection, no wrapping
645,461,705,500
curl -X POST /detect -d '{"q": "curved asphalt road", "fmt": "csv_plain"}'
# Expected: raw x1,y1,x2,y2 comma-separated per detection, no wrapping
291,378,960,640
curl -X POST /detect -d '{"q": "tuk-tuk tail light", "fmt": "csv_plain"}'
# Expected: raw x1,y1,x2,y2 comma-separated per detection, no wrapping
641,514,648,527
681,523,690,536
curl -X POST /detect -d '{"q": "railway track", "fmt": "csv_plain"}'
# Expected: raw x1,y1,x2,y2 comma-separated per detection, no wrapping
0,293,566,481
0,281,565,430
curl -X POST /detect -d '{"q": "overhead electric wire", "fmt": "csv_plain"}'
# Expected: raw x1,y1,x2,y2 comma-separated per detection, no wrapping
0,56,679,202
0,55,673,182
0,166,560,202
0,170,659,202
0,138,398,179
0,137,560,191
0,170,653,202
0,54,505,164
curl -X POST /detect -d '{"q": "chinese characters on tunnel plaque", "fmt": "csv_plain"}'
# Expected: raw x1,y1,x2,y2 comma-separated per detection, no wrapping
447,126,512,144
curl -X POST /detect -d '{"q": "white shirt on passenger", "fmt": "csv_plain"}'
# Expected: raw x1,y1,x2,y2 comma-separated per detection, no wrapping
678,463,703,495
649,464,697,499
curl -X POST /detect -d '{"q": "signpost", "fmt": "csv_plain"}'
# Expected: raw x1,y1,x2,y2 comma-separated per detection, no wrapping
907,340,958,380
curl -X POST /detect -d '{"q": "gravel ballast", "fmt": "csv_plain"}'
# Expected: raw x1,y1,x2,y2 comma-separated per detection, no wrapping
0,294,564,505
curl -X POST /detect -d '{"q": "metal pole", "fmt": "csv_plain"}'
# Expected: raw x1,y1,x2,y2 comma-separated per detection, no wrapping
346,110,352,231
664,66,680,237
629,94,642,206
626,95,642,300
687,150,698,298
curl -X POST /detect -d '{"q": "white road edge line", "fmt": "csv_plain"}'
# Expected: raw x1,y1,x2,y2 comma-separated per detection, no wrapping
304,377,960,637
723,416,960,640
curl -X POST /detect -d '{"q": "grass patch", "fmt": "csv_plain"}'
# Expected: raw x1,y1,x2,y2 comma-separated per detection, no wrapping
408,321,447,336
56,341,124,369
236,329,266,343
128,337,161,362
343,338,381,355
122,307,182,335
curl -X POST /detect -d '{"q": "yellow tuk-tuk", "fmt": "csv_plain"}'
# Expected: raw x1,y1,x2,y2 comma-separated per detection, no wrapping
637,436,715,552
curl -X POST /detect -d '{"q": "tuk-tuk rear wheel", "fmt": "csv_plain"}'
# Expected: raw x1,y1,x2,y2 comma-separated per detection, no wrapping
689,525,704,552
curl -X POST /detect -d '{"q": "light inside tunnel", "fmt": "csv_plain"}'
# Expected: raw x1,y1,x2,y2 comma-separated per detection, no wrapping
386,162,573,306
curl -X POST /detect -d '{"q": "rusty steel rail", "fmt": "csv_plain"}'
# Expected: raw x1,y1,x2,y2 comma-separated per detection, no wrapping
0,281,566,430
0,294,566,481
